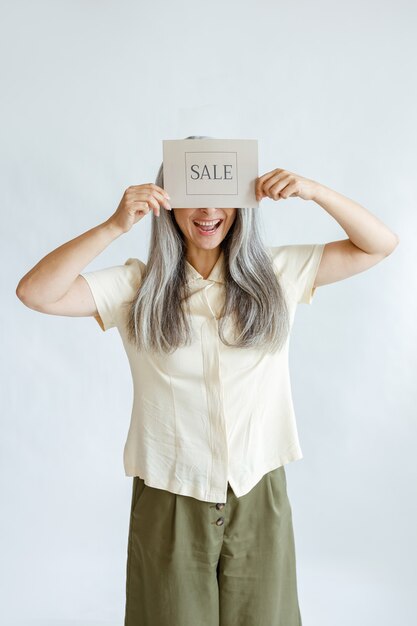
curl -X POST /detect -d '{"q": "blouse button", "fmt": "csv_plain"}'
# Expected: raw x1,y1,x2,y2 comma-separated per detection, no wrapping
215,517,225,526
216,503,225,510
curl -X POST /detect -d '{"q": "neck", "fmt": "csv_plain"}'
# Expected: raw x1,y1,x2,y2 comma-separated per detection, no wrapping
185,245,222,280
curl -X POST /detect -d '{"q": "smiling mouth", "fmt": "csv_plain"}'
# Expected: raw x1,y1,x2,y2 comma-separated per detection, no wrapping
192,219,223,233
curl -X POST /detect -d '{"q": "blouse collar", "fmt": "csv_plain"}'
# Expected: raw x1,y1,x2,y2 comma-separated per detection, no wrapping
185,250,225,284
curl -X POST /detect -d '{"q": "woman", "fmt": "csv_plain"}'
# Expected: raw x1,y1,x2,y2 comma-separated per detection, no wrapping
16,135,399,626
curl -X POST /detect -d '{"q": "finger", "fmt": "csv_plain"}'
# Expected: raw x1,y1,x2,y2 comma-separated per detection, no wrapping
255,169,285,199
257,168,284,183
150,183,170,199
131,188,171,211
133,202,160,218
278,181,299,199
255,170,276,196
256,169,286,187
130,183,170,199
260,172,289,199
129,202,151,219
135,190,170,212
129,200,159,217
149,190,171,211
133,193,161,213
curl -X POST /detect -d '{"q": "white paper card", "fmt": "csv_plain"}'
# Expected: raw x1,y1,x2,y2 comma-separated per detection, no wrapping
162,138,259,208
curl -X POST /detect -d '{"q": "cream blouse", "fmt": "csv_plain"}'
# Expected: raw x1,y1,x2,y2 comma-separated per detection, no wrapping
81,242,325,503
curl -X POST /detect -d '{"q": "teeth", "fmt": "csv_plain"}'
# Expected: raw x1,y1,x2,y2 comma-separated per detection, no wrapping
194,220,221,226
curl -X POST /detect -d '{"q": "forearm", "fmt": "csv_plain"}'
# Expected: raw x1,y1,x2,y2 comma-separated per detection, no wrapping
16,219,123,304
312,183,399,254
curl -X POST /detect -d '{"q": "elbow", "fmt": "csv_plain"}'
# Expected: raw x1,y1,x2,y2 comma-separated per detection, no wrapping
16,280,26,302
383,233,400,256
16,279,37,308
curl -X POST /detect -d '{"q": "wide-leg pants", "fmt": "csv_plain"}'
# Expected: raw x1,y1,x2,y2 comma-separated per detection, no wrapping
124,466,302,626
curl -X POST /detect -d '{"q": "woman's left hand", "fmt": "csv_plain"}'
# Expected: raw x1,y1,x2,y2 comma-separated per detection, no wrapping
255,168,319,202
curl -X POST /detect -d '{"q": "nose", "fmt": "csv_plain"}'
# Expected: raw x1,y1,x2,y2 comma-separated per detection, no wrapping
198,208,221,215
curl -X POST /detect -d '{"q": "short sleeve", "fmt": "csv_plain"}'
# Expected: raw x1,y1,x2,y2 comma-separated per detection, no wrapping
80,257,146,331
268,243,325,304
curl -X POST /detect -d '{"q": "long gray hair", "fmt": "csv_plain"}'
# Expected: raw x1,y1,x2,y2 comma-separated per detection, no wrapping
126,135,290,354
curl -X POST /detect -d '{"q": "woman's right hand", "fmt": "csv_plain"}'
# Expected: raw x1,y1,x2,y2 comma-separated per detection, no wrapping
107,183,172,234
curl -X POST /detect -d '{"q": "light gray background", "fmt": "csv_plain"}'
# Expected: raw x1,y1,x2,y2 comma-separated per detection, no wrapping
2,1,416,625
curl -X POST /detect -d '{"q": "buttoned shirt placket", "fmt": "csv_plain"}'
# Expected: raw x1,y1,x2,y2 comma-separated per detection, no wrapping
200,281,229,502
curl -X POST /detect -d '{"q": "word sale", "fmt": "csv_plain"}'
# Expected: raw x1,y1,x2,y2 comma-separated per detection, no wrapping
189,164,233,180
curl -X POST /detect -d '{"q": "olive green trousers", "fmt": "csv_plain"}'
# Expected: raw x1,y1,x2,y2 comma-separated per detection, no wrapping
124,466,302,626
